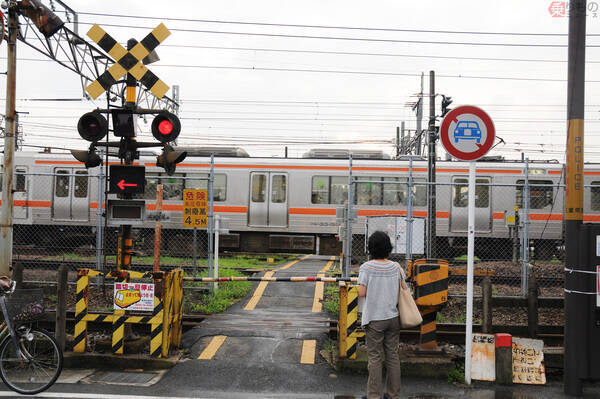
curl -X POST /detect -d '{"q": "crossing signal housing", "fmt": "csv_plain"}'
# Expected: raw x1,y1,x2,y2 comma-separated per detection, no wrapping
151,112,181,143
71,147,102,168
20,0,64,38
441,95,453,117
78,111,108,142
157,145,187,175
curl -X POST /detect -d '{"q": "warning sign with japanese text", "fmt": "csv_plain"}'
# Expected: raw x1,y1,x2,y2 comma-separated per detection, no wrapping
183,189,208,228
114,282,154,311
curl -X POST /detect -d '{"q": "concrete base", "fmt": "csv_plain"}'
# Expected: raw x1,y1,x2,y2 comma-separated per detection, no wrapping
64,352,180,370
336,348,455,379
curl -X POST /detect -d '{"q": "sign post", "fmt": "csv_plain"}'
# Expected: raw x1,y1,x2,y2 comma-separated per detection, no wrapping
440,105,495,385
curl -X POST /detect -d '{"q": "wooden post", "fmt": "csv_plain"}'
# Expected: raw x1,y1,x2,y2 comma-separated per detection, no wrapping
153,184,163,273
55,264,68,350
527,265,538,338
12,262,23,289
482,276,492,333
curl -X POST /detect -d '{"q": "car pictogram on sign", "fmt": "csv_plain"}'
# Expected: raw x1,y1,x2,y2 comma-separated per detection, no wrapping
454,121,481,143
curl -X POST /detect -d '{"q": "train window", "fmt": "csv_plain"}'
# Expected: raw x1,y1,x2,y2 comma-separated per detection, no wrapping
271,175,287,203
412,179,427,207
453,178,489,208
356,176,382,205
74,171,88,198
15,168,26,192
591,182,600,211
186,173,227,201
311,177,329,204
55,171,69,198
252,174,266,203
330,176,348,204
383,177,406,205
160,173,184,200
516,179,553,209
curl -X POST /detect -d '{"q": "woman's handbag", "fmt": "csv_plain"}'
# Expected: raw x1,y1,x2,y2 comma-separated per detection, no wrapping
397,269,423,328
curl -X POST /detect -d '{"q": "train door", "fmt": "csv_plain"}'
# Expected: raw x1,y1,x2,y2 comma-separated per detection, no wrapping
13,167,28,219
449,176,492,233
248,172,288,227
52,168,89,221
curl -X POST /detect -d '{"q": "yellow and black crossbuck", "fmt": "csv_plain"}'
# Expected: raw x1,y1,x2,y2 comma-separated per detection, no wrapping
85,23,171,100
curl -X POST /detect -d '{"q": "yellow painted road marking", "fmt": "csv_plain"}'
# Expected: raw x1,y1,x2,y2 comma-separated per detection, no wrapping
198,335,227,359
244,271,275,310
312,257,335,312
244,257,306,310
300,339,316,364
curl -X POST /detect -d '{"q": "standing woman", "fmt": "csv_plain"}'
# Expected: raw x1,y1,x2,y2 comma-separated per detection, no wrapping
358,231,401,399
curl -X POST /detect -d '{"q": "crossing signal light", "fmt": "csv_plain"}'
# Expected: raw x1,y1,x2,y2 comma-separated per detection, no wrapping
78,111,108,142
20,0,64,38
157,145,187,175
71,147,102,168
441,95,453,117
151,112,181,143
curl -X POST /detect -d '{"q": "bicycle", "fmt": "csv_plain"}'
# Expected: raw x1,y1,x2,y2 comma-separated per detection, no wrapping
0,279,63,395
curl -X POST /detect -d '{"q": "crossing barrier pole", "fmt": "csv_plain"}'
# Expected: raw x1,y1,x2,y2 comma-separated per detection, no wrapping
338,282,348,359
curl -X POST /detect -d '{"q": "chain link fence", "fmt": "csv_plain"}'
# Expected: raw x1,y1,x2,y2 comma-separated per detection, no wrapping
3,168,215,275
341,159,567,298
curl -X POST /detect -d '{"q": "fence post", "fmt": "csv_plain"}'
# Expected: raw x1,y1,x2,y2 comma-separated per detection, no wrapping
521,159,530,296
55,264,68,350
527,265,538,338
482,276,493,334
12,262,23,289
338,282,348,359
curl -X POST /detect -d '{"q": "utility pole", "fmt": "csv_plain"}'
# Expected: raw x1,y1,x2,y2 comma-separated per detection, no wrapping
396,126,400,158
415,73,424,155
564,0,586,395
426,70,436,259
0,0,18,278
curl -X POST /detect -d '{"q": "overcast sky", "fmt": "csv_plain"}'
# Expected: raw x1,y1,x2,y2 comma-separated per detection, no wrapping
3,0,600,161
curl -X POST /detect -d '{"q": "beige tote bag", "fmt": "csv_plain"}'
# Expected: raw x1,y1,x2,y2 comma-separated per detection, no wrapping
397,268,423,328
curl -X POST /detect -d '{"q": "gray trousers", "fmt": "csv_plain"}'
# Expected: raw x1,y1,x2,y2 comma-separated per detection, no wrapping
365,317,401,399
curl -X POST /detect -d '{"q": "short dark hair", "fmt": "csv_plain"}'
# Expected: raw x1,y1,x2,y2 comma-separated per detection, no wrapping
367,231,393,259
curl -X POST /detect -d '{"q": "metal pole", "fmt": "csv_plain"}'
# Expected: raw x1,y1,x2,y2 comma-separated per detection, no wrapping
415,72,423,155
214,215,220,292
406,158,414,263
345,155,353,277
427,70,437,259
400,121,405,156
396,126,400,159
193,228,197,277
95,165,104,271
464,160,476,385
208,154,214,281
0,1,18,277
522,159,530,296
564,0,586,395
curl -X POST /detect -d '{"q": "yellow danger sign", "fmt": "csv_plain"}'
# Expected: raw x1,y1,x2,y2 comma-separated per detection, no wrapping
183,189,208,228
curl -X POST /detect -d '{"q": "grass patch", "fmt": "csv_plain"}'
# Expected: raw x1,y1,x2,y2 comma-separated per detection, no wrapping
454,254,480,262
185,268,253,314
323,283,339,316
448,361,465,383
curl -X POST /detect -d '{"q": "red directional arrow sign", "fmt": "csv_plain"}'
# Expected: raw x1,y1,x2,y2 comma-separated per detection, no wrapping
109,165,145,194
440,105,495,161
117,180,138,191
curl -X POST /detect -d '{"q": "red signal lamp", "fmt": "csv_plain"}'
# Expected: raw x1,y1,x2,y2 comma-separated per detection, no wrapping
77,110,108,142
152,112,180,143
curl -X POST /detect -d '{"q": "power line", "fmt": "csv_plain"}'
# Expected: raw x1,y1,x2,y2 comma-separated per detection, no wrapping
76,11,582,37
77,21,576,48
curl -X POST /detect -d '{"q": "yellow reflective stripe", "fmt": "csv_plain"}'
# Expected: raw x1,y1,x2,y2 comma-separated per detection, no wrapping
198,335,227,360
130,42,150,62
300,340,316,364
152,23,171,43
86,24,106,44
149,80,169,99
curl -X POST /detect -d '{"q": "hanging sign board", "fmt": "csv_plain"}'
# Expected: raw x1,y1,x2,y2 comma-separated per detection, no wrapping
182,189,208,228
114,282,154,311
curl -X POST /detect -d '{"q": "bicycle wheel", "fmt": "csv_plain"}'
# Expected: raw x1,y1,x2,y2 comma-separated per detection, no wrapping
0,326,63,395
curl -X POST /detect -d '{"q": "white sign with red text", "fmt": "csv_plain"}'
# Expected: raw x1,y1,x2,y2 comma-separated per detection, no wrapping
114,282,154,311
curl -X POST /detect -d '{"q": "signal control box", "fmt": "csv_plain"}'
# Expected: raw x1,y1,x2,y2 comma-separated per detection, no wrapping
410,259,449,307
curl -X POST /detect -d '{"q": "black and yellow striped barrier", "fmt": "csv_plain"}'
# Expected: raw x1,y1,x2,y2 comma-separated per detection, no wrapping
73,268,182,358
409,259,449,350
338,283,365,359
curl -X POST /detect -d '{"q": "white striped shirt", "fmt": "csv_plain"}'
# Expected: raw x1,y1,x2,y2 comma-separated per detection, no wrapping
358,259,400,326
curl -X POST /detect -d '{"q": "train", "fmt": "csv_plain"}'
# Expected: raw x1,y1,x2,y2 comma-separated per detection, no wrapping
3,146,592,260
